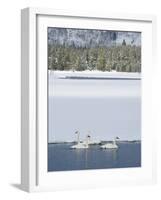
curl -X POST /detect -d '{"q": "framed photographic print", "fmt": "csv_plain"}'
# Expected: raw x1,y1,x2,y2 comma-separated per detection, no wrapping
21,8,156,192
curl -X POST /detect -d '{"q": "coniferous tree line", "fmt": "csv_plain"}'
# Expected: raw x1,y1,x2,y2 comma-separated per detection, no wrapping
48,41,141,72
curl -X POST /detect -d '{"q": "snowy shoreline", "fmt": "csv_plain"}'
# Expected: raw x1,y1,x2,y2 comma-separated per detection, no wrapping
48,69,141,97
49,70,141,79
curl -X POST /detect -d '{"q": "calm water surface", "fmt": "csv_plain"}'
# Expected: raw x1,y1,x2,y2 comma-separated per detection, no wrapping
48,142,141,171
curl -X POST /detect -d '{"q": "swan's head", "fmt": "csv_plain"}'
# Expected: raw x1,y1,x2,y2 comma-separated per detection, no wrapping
115,136,120,140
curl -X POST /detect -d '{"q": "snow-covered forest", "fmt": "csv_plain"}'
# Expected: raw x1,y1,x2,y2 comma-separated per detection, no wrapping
48,28,141,72
48,44,141,72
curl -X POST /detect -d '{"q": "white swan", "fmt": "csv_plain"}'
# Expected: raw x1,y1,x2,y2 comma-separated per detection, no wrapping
101,137,119,149
71,132,90,149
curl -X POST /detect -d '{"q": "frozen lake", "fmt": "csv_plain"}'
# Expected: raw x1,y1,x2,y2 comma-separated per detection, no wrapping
48,71,141,142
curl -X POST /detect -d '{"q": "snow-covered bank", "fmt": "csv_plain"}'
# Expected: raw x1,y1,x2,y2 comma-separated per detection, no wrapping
49,70,141,79
48,70,141,97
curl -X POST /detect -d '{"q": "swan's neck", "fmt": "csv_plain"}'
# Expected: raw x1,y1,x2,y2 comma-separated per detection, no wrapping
86,136,90,146
77,133,80,144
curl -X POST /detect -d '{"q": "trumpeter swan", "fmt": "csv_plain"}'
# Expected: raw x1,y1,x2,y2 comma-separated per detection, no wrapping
71,132,90,149
100,137,119,149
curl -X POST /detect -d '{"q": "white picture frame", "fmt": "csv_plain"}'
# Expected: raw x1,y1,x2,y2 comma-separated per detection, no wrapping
21,7,157,192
